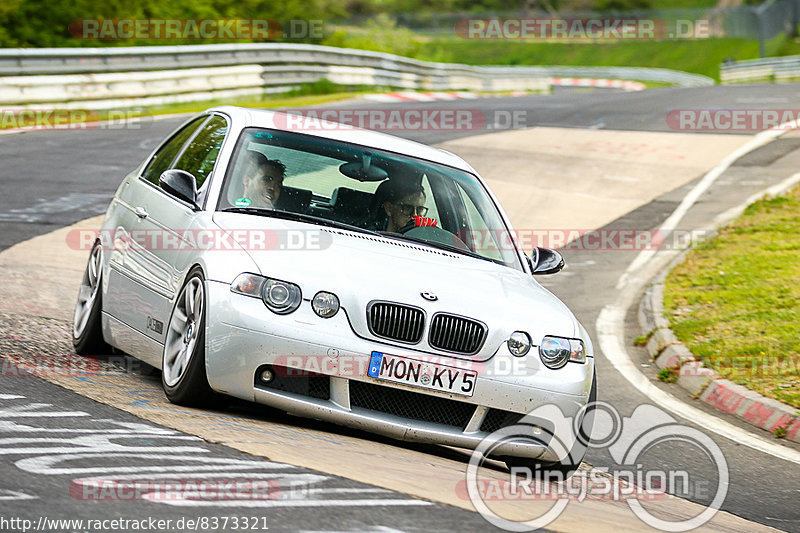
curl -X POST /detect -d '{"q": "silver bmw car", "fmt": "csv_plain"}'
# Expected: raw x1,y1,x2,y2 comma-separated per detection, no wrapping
72,106,596,476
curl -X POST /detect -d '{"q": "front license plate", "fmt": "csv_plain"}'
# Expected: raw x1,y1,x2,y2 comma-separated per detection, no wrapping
367,351,477,397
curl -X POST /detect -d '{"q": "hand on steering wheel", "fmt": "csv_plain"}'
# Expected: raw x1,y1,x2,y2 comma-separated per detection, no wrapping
397,216,437,233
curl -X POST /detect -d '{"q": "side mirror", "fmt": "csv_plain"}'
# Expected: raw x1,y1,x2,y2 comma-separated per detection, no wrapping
530,247,564,275
159,169,199,209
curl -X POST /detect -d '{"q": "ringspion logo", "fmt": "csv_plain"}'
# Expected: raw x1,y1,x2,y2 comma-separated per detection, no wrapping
465,403,728,531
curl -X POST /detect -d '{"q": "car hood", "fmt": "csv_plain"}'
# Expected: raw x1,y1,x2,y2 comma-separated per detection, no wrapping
214,212,578,359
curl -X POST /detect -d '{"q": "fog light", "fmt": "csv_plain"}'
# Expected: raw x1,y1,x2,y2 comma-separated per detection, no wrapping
312,291,340,318
259,369,274,383
507,331,531,357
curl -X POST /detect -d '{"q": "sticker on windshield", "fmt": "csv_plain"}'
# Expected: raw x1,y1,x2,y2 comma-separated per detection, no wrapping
234,197,252,207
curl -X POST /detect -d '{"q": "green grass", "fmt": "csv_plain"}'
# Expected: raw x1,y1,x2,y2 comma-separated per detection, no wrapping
324,13,800,83
325,21,766,82
664,187,800,408
413,38,760,81
658,367,679,383
634,329,654,347
769,35,800,57
649,0,716,7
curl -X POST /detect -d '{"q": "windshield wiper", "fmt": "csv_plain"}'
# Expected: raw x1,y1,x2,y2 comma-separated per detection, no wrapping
221,207,382,236
378,231,491,262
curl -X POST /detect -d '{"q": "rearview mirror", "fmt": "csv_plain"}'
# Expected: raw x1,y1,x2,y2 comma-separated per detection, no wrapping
339,152,388,182
530,247,564,275
159,169,199,209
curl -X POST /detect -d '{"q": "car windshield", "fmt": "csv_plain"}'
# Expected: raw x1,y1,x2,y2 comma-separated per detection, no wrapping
218,127,521,269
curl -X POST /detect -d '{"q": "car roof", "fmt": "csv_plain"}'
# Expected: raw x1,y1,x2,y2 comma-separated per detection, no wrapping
207,105,478,174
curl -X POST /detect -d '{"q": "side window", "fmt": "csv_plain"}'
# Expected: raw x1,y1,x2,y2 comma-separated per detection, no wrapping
173,115,228,189
141,117,206,185
455,182,504,261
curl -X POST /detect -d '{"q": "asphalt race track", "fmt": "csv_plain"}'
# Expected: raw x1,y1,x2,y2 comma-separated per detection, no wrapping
1,83,800,532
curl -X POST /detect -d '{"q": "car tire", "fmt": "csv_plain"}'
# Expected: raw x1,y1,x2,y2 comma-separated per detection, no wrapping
161,267,213,406
504,372,597,481
72,243,112,355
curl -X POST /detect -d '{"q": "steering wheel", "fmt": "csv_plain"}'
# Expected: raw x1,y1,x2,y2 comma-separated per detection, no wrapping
396,221,417,234
399,224,472,252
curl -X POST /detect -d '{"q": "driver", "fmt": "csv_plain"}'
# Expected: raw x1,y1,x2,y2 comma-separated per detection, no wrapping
381,182,432,232
241,151,286,208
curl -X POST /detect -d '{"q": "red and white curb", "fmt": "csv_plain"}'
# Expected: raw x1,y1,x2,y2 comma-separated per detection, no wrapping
640,260,800,445
550,77,646,91
365,79,645,102
364,91,481,103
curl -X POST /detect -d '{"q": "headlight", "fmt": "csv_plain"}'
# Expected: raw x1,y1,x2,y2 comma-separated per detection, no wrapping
231,273,302,315
263,279,302,314
539,336,585,369
507,331,531,357
312,291,340,318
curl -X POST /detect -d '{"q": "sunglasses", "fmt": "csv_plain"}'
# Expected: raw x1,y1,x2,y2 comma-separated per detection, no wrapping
397,203,428,216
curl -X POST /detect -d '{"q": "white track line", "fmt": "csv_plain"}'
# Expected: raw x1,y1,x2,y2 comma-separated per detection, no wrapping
598,121,800,465
617,123,794,289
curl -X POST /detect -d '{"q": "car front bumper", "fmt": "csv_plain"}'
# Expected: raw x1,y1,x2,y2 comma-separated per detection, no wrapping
204,280,594,461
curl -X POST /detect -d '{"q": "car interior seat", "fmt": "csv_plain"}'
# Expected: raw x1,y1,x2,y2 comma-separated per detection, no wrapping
329,187,374,226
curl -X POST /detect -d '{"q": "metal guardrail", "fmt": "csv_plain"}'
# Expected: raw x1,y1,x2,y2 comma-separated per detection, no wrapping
720,54,800,83
0,44,468,77
485,65,713,87
0,43,713,109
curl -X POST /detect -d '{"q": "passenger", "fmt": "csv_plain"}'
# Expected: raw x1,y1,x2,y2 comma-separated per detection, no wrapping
240,151,286,208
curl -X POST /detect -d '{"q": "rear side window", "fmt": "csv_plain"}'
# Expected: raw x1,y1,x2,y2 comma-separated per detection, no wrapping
173,115,228,189
141,117,206,185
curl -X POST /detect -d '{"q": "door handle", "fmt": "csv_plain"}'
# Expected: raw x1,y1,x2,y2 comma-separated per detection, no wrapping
134,206,149,219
